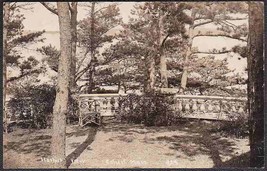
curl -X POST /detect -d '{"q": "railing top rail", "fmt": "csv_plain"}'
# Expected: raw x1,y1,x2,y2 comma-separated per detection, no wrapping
79,93,127,98
174,94,247,101
79,93,247,101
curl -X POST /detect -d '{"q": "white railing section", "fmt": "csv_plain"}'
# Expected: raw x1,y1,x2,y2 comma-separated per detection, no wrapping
78,94,127,125
173,95,247,120
78,93,248,124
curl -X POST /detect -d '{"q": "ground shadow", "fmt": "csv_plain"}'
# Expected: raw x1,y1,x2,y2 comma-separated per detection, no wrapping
4,134,52,158
65,126,98,168
215,151,250,168
66,125,95,137
103,121,249,168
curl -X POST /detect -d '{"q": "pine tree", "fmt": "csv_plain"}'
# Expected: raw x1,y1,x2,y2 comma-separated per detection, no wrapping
3,2,45,133
50,2,72,168
76,2,122,93
180,2,248,93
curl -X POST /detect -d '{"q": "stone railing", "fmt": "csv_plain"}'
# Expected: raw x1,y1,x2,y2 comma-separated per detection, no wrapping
78,93,127,125
173,95,247,121
78,93,248,124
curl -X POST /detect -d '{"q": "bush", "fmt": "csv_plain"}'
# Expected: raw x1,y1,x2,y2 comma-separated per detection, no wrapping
8,84,56,129
209,114,249,138
118,92,178,126
93,87,118,94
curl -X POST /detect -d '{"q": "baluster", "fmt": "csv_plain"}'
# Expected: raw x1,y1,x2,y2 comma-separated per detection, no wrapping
177,100,183,111
110,97,115,114
184,100,190,111
114,97,119,110
95,101,100,112
80,101,88,111
232,105,237,113
199,100,205,112
107,98,112,115
101,98,106,113
238,106,244,113
214,102,220,112
207,100,213,111
192,100,198,112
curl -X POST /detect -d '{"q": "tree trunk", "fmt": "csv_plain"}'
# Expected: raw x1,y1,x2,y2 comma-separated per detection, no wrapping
180,26,193,93
87,2,96,94
3,2,10,133
247,2,264,168
145,55,156,93
70,2,78,90
159,13,168,88
52,2,72,168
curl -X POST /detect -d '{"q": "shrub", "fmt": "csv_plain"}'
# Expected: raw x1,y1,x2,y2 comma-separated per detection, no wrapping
117,92,178,126
8,84,56,129
209,114,249,138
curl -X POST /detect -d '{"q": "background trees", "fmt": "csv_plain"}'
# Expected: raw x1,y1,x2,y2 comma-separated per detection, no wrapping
76,2,122,93
107,2,191,93
3,2,45,133
179,2,248,94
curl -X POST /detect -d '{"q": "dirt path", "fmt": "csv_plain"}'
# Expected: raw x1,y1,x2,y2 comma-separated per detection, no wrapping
69,124,249,168
4,122,250,169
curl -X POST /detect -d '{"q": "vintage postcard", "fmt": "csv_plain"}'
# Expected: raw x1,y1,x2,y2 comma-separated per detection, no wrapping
3,1,265,169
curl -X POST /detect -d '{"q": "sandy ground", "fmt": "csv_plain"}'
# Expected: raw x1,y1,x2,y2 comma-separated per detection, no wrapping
3,122,250,169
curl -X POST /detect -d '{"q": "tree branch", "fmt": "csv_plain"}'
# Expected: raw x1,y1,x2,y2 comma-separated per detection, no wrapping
40,2,58,15
193,20,214,29
192,33,247,42
7,69,41,83
94,6,109,15
160,33,170,48
76,48,90,73
75,61,92,82
221,20,238,31
69,2,78,13
225,17,248,21
191,50,232,55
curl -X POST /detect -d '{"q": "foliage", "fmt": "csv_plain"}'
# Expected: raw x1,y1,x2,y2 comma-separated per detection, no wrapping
76,2,123,92
179,1,248,92
210,115,249,138
5,2,45,83
8,84,56,129
118,92,179,126
93,87,118,94
102,2,192,92
37,44,60,72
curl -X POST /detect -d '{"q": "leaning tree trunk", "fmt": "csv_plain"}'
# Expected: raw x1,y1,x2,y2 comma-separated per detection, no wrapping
3,2,10,133
69,2,78,120
159,13,168,88
247,2,264,168
180,25,193,93
144,54,156,93
51,2,72,168
70,2,78,90
87,2,96,94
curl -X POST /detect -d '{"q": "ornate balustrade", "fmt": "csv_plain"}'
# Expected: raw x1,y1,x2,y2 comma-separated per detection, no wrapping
173,95,247,121
78,94,127,126
78,93,248,125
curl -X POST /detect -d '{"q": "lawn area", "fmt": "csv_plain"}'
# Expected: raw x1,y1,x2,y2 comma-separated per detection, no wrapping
3,121,250,169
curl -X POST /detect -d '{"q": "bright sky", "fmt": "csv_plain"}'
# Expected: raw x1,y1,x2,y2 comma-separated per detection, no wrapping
21,2,136,31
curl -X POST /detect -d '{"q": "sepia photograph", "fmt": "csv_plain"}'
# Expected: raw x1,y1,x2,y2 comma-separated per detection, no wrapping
2,1,265,169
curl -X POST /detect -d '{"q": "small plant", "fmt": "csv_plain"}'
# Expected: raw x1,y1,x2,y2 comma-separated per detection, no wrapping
210,114,249,138
117,92,178,126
